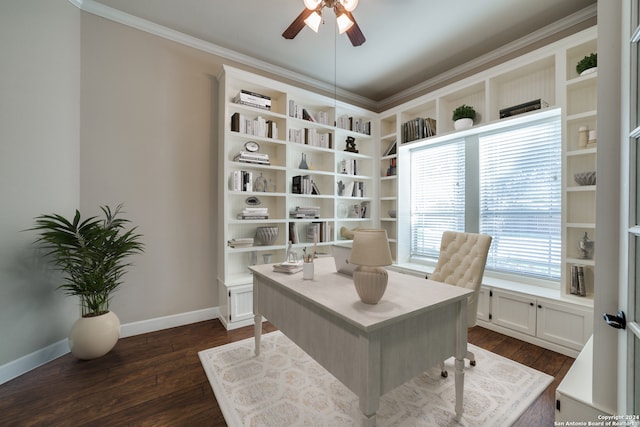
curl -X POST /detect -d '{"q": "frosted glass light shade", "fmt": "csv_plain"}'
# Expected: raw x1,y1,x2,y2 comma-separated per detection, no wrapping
350,229,392,267
304,11,322,32
336,13,354,34
304,0,322,10
340,0,359,12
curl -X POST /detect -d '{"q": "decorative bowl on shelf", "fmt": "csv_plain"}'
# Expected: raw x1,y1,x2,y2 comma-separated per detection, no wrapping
255,226,278,246
574,171,596,186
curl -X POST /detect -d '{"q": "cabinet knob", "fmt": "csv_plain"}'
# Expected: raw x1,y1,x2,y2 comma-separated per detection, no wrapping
538,304,542,309
530,302,534,306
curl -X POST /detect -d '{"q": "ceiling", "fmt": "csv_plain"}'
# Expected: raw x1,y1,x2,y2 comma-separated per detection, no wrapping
90,0,597,109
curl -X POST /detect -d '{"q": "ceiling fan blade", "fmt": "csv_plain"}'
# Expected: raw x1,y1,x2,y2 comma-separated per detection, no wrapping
345,15,366,47
282,8,314,39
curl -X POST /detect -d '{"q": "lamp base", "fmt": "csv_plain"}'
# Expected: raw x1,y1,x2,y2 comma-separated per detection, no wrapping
353,266,388,304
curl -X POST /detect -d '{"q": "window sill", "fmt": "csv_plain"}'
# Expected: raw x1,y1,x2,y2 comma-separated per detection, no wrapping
390,262,593,308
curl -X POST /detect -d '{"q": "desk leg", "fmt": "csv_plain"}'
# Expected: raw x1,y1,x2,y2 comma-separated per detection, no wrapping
254,313,261,356
454,300,467,420
357,334,380,427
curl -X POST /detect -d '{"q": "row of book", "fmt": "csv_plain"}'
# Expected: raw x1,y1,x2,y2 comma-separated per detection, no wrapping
338,180,365,198
338,158,360,176
288,221,332,244
288,101,330,125
292,175,320,195
290,206,320,219
570,265,587,296
228,170,253,192
336,115,371,135
231,112,278,139
233,151,270,165
234,89,271,111
237,207,269,220
402,117,436,143
287,128,332,148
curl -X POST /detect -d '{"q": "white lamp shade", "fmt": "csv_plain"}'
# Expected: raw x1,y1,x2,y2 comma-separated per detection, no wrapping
340,0,359,12
350,229,392,267
304,11,322,32
304,0,322,10
336,13,354,34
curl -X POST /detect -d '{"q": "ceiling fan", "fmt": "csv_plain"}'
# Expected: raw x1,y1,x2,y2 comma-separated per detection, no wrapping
282,0,366,47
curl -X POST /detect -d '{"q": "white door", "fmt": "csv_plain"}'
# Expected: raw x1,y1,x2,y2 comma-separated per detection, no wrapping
622,0,640,414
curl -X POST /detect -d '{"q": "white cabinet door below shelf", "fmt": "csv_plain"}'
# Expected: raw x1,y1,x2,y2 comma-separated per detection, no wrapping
230,283,254,323
492,289,537,336
536,299,593,350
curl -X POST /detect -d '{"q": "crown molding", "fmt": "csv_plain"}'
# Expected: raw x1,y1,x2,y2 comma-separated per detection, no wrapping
69,0,376,110
69,0,595,113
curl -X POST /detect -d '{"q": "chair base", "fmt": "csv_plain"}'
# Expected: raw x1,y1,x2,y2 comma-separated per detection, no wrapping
440,349,476,378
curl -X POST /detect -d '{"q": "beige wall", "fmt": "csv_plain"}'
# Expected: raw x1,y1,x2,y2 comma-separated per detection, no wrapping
80,13,219,323
0,0,81,366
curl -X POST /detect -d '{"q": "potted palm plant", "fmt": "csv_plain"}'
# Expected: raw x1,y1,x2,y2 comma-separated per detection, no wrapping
30,203,144,359
452,104,477,130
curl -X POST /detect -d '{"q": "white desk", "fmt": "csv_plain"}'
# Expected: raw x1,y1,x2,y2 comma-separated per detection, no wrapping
249,257,472,426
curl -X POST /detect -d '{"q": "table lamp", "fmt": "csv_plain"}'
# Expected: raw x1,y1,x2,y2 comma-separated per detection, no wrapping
350,229,393,304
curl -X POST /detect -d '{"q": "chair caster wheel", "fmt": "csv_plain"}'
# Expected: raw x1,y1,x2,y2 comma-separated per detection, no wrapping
441,370,448,378
470,360,476,367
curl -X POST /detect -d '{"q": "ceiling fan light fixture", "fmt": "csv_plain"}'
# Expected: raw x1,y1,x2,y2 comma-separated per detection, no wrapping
336,13,354,34
303,0,322,10
304,11,322,32
339,0,358,12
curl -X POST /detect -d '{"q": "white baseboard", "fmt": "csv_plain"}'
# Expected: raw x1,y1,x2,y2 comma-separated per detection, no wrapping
119,307,219,338
0,307,220,385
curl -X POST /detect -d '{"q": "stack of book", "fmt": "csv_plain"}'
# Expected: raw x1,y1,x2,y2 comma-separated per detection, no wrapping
305,128,332,148
402,117,436,143
307,222,332,243
234,90,271,110
233,151,270,165
272,260,303,274
290,206,320,219
570,265,587,296
229,170,253,192
227,238,254,248
237,207,269,220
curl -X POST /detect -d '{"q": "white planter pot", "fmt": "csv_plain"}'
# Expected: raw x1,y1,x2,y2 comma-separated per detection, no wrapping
68,310,120,360
454,118,473,131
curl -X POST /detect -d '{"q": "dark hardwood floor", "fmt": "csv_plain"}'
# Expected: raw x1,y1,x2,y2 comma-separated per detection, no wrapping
0,320,574,426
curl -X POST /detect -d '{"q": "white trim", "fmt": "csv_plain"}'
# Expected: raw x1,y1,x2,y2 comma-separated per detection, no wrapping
0,339,70,385
0,307,220,385
68,0,595,112
119,307,219,338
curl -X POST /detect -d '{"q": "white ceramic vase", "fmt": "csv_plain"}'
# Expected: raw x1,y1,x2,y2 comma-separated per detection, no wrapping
454,118,473,131
68,310,120,360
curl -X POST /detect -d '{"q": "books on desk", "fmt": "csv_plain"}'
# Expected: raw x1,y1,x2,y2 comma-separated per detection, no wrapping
273,260,303,274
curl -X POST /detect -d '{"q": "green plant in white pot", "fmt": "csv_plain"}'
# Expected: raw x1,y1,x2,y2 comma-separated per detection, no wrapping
30,203,144,359
452,104,476,131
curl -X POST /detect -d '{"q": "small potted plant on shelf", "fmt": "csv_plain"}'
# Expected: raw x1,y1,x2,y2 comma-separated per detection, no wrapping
452,104,476,131
29,203,144,360
576,52,597,76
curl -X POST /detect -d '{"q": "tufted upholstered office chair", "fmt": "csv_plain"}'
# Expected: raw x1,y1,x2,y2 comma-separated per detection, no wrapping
429,231,492,378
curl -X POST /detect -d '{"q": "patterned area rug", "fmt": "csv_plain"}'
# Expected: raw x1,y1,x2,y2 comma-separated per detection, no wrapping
198,331,552,426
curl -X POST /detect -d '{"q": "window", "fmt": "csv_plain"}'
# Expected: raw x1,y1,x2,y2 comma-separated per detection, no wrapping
407,110,561,282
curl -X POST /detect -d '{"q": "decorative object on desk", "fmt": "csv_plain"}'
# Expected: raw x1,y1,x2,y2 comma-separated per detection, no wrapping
302,261,314,280
254,226,278,246
298,152,309,169
344,136,358,153
350,229,393,304
576,52,597,76
254,173,268,192
199,331,553,427
577,231,595,260
452,104,476,131
574,171,596,186
578,126,589,147
28,203,144,360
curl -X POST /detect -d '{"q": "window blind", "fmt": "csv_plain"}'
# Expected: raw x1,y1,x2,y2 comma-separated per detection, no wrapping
410,140,466,259
479,117,562,280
